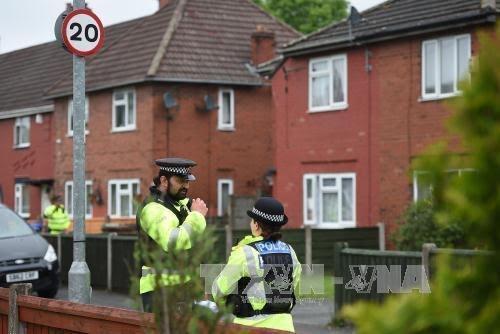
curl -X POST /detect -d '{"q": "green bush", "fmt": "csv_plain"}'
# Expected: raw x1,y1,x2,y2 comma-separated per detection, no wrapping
392,200,465,251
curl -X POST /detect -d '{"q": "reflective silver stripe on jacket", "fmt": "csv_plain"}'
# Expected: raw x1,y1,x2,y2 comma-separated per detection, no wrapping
167,223,195,251
242,245,258,277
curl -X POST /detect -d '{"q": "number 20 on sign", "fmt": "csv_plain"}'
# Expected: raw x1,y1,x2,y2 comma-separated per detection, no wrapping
62,9,104,56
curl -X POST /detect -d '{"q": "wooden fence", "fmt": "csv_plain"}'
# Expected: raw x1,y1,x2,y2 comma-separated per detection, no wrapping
0,285,288,334
333,242,492,313
43,227,379,292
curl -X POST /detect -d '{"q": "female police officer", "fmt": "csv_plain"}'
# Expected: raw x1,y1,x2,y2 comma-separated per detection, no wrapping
212,197,301,332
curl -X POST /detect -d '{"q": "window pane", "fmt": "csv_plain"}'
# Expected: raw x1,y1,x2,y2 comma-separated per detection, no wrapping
115,92,124,100
416,173,432,201
322,192,338,223
312,60,328,72
341,178,353,221
305,178,315,222
132,183,139,214
457,37,470,82
322,178,336,187
312,75,330,108
332,58,345,103
127,93,134,125
86,184,91,216
221,183,230,216
22,185,29,213
116,105,125,127
67,185,73,215
424,43,436,94
111,185,116,216
222,92,231,124
440,39,454,94
120,193,130,216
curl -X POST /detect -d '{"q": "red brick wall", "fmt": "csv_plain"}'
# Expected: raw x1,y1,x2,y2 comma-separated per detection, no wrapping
272,26,487,239
52,82,274,224
0,113,54,219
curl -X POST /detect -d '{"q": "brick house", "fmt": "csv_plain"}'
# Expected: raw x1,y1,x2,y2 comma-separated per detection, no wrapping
0,0,298,231
269,0,499,239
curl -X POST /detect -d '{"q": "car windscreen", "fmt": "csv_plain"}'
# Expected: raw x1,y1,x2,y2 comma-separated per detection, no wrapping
0,208,34,238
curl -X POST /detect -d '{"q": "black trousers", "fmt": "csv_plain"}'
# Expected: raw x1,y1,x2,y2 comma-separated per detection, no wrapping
141,291,153,313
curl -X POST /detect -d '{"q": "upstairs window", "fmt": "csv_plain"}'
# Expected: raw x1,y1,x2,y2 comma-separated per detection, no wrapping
218,89,235,130
14,116,30,148
309,55,347,112
112,89,136,131
303,173,356,228
68,97,90,136
422,34,471,99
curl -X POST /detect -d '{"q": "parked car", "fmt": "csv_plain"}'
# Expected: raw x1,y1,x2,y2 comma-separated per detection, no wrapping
0,203,59,298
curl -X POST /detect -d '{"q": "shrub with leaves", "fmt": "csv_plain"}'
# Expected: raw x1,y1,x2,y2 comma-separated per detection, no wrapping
343,24,500,333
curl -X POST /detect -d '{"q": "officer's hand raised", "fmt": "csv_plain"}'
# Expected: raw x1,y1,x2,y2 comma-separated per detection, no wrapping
191,198,208,216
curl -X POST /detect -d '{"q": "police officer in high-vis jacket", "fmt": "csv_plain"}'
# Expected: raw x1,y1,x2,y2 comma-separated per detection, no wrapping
43,195,71,235
137,157,208,312
212,197,301,333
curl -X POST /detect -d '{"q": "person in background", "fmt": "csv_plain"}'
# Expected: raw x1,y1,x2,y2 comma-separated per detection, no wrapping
212,197,302,333
43,195,71,235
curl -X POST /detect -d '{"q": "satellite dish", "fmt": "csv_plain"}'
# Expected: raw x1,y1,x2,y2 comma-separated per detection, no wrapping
204,95,218,111
163,91,177,109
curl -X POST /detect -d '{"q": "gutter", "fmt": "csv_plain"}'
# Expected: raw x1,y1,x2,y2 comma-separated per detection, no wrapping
282,13,497,57
0,105,53,120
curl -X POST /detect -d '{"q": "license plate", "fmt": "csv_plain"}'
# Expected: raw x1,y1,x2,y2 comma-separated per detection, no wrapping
6,270,39,283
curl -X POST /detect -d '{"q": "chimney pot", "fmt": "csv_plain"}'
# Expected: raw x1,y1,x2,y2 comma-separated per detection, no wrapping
159,0,173,9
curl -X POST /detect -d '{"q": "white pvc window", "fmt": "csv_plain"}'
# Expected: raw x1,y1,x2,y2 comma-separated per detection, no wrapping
65,180,93,218
108,179,140,218
67,97,90,136
218,89,235,130
14,116,30,148
422,34,471,99
413,169,475,202
112,89,136,131
14,183,30,218
217,179,234,216
309,54,347,112
303,173,355,228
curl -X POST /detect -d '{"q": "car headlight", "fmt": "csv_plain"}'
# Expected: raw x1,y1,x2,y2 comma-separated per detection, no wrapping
44,244,58,263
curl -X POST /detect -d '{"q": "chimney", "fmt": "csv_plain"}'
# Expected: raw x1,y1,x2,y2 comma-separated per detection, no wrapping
159,0,173,9
250,25,276,66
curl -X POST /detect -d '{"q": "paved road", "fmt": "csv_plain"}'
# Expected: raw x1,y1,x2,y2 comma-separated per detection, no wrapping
56,286,353,333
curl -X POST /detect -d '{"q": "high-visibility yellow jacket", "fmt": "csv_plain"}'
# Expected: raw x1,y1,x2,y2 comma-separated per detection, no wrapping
212,235,302,333
43,204,70,235
138,196,206,294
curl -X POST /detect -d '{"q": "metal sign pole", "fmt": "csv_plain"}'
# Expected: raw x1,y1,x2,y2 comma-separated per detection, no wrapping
68,0,91,304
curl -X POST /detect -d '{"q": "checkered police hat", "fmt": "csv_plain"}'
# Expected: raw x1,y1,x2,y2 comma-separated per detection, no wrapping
247,197,288,226
155,157,197,181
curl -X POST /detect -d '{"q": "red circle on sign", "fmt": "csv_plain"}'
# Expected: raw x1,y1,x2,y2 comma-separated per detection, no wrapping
62,9,104,57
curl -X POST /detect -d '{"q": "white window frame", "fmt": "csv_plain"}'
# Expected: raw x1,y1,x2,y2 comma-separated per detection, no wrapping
14,183,30,218
421,34,471,100
112,89,136,132
303,173,356,228
13,116,30,148
65,180,93,219
217,179,234,216
413,168,475,202
309,54,348,112
108,179,140,218
67,97,90,136
218,88,235,130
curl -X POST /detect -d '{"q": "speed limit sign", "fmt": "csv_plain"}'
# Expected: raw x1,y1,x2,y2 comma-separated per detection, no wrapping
62,9,104,56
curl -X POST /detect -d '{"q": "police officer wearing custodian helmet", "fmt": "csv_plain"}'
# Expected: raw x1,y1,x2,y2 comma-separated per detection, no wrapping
137,157,208,312
212,197,302,332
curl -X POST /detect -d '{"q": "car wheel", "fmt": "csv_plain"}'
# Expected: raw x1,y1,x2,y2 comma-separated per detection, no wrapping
37,286,58,298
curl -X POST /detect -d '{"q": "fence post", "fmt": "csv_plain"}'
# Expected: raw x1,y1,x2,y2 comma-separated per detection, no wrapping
304,225,312,268
422,243,437,280
8,283,32,334
57,233,62,264
107,232,118,291
333,242,348,317
377,222,385,250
